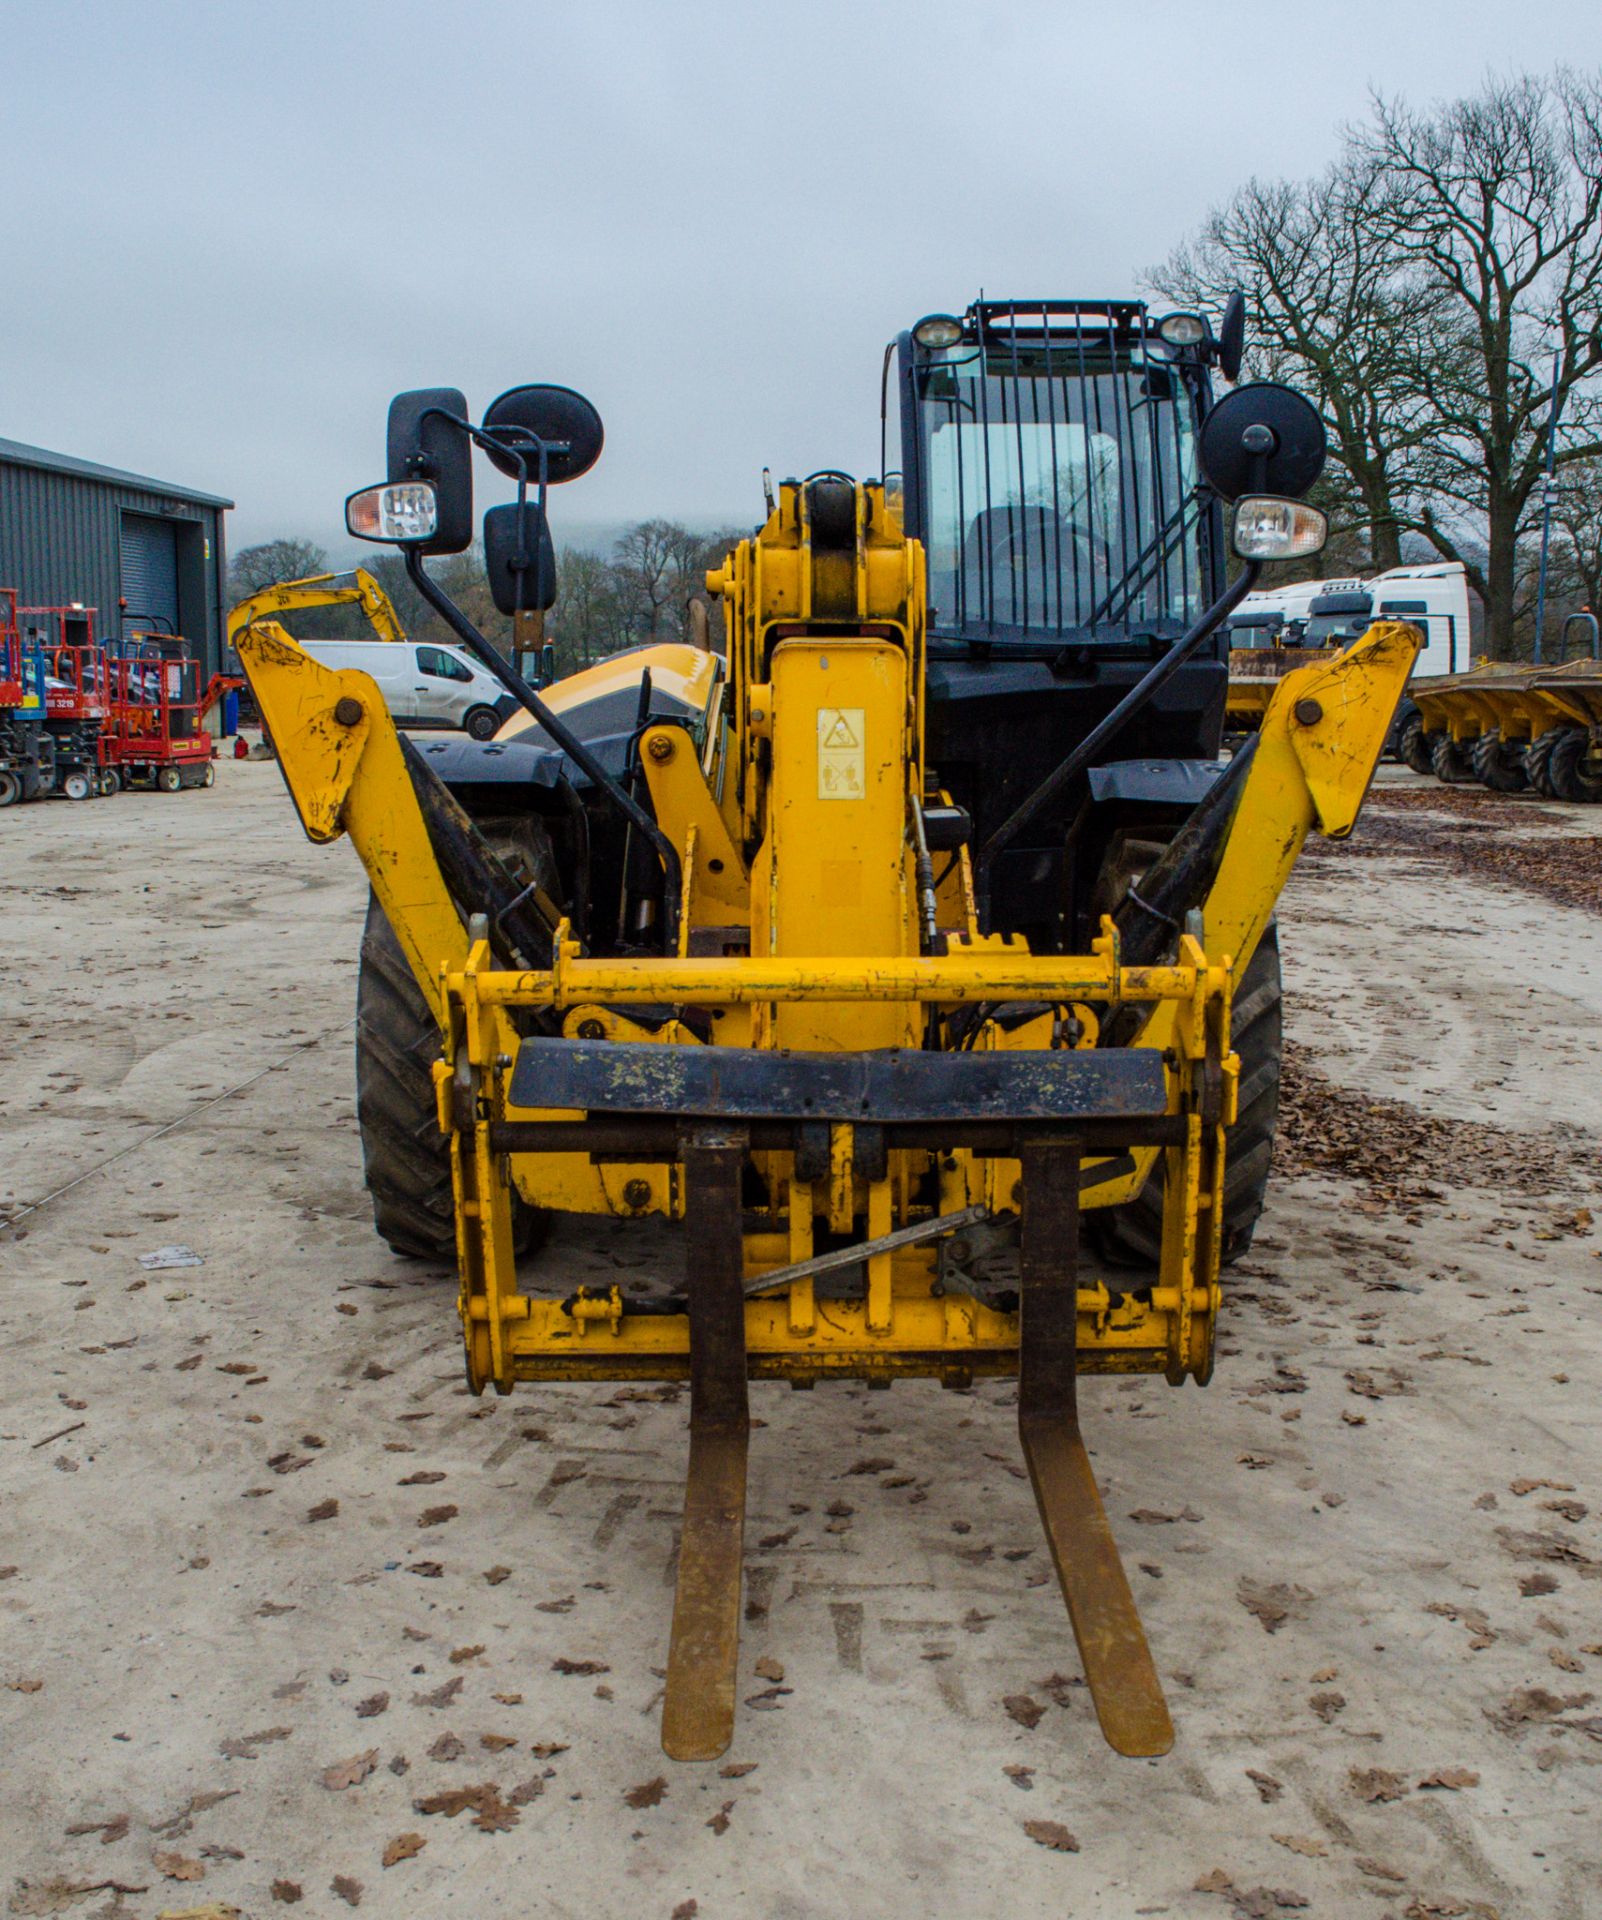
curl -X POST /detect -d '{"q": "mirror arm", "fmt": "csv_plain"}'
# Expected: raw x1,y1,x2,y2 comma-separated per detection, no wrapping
973,557,1263,931
401,547,682,948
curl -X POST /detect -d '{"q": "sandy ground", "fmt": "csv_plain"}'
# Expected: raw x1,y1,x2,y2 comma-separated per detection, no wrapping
2,760,1600,1920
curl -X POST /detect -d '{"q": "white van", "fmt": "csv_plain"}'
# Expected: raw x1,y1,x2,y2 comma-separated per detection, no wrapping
1228,562,1473,678
296,639,516,740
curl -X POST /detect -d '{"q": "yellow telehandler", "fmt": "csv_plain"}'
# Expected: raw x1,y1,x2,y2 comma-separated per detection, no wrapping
233,300,1417,1762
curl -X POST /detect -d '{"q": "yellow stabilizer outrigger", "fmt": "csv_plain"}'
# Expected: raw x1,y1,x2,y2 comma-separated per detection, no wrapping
237,479,1416,1762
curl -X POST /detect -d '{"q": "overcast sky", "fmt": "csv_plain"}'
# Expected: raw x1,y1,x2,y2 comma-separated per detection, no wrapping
5,1,1600,559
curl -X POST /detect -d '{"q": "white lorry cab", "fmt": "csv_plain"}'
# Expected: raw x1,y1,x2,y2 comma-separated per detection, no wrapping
1227,562,1472,678
294,638,518,740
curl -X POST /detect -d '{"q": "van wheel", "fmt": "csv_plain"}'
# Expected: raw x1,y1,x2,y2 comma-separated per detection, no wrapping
463,706,501,742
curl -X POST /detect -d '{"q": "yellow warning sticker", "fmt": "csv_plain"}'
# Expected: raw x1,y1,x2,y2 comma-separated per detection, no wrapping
817,706,865,800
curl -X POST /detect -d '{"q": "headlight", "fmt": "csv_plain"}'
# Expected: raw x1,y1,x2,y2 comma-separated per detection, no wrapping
912,313,964,351
1231,495,1328,562
346,481,439,544
1158,312,1207,348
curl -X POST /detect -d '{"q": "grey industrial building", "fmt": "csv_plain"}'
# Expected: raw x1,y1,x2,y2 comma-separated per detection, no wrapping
0,438,232,677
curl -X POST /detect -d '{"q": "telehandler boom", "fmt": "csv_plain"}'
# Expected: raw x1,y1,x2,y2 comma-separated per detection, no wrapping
234,300,1416,1761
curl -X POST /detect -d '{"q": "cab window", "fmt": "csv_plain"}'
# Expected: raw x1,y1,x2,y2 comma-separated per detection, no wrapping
416,646,473,682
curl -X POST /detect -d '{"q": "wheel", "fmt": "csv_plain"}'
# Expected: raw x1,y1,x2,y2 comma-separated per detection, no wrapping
202,763,216,787
1429,732,1475,784
1088,922,1283,1271
62,769,93,802
1397,709,1434,775
356,819,558,1260
99,767,120,797
1549,728,1602,803
1525,727,1569,799
1469,729,1529,793
0,771,19,808
463,705,501,742
157,766,182,793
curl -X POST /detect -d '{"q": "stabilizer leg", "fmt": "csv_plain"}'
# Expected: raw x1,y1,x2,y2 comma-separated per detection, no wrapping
1017,1138,1175,1758
661,1127,751,1761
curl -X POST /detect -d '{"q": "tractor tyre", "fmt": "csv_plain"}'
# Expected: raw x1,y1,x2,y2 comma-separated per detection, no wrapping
356,818,557,1261
1549,727,1602,804
1398,710,1434,775
1088,922,1283,1272
1525,728,1567,798
1469,729,1529,793
1429,733,1475,784
0,770,20,807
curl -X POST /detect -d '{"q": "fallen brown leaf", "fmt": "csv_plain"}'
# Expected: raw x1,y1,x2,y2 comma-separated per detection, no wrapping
381,1834,425,1868
551,1658,608,1676
719,1762,757,1778
1271,1834,1327,1857
305,1499,339,1523
152,1850,205,1881
412,1676,464,1709
753,1656,785,1683
1245,1769,1283,1804
270,1881,303,1904
217,1727,292,1760
623,1777,668,1809
1022,1818,1079,1853
354,1693,389,1719
321,1750,379,1792
417,1505,457,1528
1348,1766,1407,1802
448,1645,484,1665
330,1876,363,1907
1418,1767,1480,1791
427,1733,464,1762
1003,1693,1045,1729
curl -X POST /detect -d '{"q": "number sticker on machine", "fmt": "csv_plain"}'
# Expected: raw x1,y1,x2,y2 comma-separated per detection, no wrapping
817,707,865,800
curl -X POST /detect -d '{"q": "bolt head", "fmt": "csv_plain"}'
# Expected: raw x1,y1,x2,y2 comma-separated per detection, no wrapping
645,733,675,763
1293,697,1323,726
333,696,364,728
576,1018,606,1040
622,1178,652,1210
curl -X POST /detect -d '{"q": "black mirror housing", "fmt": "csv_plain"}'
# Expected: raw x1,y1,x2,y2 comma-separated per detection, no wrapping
1217,292,1246,384
1198,382,1326,502
483,501,557,616
481,384,604,484
386,387,473,554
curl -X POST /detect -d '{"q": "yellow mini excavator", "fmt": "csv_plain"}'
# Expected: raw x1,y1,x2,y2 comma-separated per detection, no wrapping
233,297,1417,1762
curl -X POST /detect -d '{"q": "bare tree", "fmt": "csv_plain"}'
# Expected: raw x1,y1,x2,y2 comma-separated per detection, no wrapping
612,521,682,640
1552,456,1602,637
228,537,329,600
1361,70,1602,654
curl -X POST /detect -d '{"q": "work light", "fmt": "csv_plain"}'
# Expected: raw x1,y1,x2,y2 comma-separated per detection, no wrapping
1231,495,1328,562
1158,312,1207,347
912,313,964,350
346,481,439,544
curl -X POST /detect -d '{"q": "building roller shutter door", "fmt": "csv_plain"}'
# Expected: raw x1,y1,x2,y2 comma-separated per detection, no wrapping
120,514,180,637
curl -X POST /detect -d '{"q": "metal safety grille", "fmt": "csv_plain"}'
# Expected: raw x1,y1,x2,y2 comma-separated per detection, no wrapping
917,302,1204,646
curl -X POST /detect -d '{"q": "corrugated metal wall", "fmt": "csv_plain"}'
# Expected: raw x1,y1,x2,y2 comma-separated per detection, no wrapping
0,460,227,677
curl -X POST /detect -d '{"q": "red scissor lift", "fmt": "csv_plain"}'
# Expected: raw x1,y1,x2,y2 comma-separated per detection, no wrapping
104,630,237,791
28,604,115,799
1,587,55,805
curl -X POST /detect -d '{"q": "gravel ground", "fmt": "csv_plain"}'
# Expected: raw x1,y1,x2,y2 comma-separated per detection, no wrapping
1,761,1599,1920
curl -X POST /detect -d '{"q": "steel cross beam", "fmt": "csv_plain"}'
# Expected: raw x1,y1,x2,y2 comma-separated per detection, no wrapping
1017,1138,1174,1756
661,1128,752,1761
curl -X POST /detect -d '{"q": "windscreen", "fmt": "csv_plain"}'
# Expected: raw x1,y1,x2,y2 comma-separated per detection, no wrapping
916,334,1203,644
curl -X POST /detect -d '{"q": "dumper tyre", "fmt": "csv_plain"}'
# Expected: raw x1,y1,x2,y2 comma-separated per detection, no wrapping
1469,729,1529,794
1397,710,1434,775
356,826,554,1262
1087,922,1282,1271
1549,727,1602,804
1429,733,1474,784
1525,727,1567,799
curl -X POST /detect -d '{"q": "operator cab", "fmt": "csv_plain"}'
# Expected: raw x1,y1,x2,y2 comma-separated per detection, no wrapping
889,300,1225,657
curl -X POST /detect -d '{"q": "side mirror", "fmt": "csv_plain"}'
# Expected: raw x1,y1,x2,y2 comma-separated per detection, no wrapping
346,481,439,545
483,501,557,616
481,384,604,484
1216,291,1246,384
1198,382,1326,502
386,387,473,554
